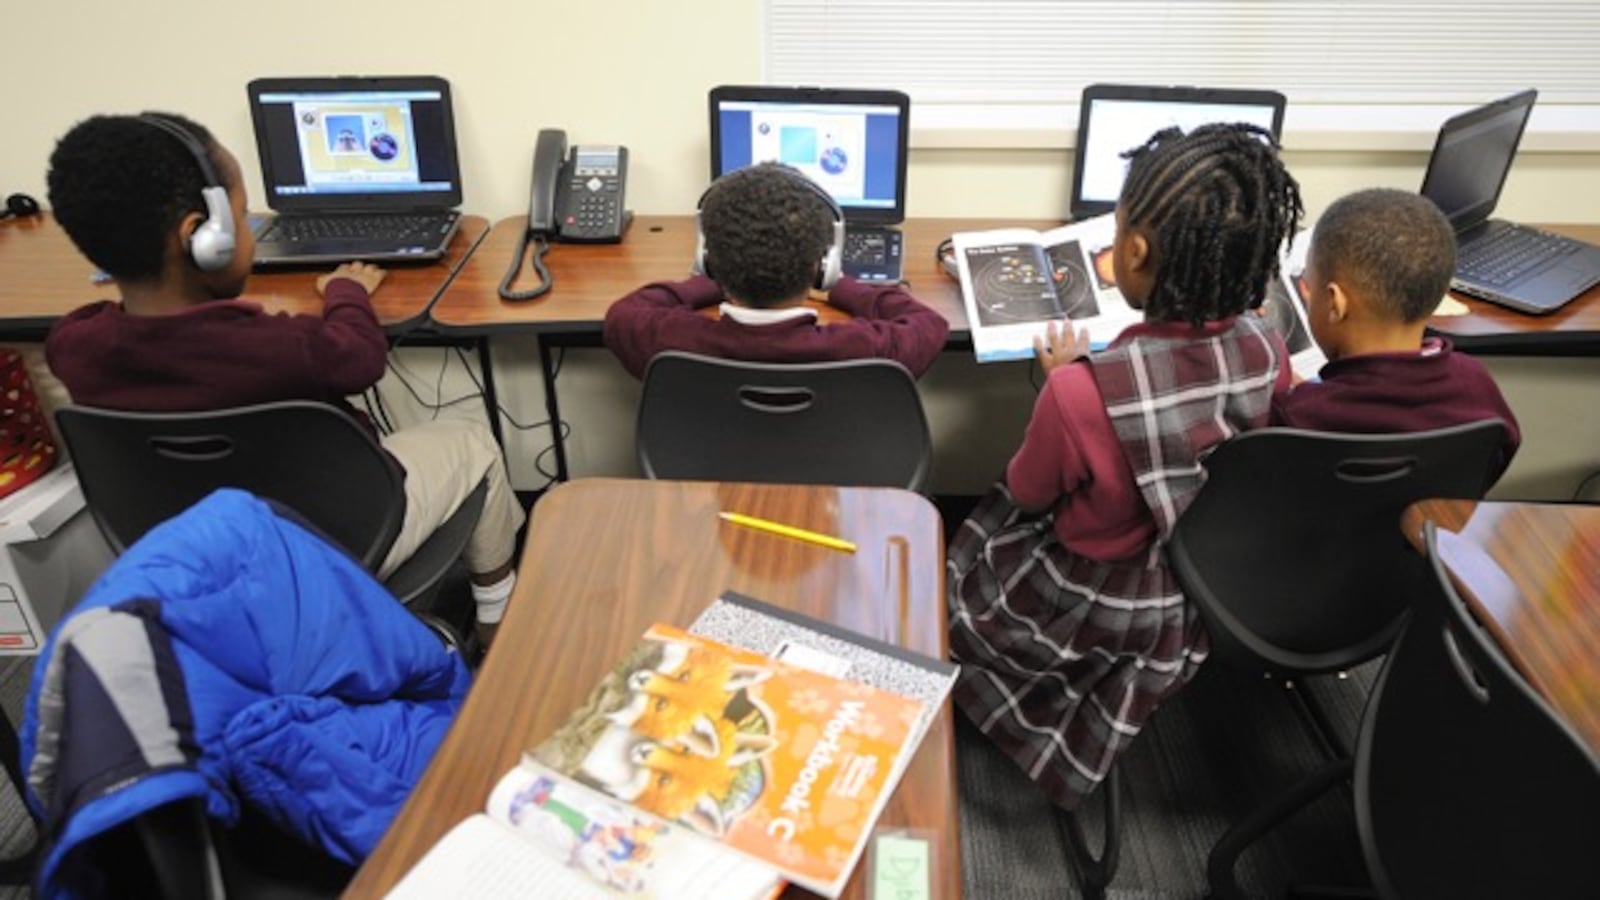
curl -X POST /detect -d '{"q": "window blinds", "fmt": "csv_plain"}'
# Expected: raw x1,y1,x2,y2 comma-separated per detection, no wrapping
765,0,1600,106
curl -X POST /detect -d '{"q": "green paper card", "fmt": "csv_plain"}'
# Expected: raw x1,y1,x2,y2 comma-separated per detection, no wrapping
872,833,930,900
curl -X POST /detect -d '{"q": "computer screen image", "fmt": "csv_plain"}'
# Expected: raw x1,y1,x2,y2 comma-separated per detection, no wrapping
709,86,910,224
1071,84,1287,219
248,77,462,212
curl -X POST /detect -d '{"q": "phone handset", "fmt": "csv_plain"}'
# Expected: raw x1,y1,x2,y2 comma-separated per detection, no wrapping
500,129,569,301
528,129,567,236
501,131,632,301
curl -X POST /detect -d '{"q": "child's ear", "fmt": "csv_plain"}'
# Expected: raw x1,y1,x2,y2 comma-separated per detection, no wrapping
1124,229,1152,272
174,210,205,263
1326,281,1351,323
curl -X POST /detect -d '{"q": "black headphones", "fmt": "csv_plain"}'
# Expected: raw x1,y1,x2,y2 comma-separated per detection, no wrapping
1,193,40,221
693,166,845,291
138,114,237,272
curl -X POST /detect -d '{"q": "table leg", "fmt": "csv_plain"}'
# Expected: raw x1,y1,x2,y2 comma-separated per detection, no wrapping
477,336,504,448
537,333,569,481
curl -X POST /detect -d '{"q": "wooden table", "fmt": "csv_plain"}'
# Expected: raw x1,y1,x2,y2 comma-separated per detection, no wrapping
346,478,961,899
429,216,1600,350
0,212,489,339
1402,499,1600,755
426,214,1054,337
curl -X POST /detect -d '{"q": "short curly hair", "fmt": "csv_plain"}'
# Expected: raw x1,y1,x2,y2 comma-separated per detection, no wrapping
48,112,226,282
700,163,835,307
1119,122,1304,326
1311,188,1456,323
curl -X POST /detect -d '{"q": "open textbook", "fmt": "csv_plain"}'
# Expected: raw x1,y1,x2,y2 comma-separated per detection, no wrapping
390,600,956,899
386,761,783,900
953,214,1325,379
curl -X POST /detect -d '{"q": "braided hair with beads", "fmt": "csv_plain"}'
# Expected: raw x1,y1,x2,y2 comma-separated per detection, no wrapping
1117,122,1303,327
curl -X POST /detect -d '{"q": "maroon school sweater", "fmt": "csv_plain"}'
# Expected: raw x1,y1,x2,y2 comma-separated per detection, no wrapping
1271,338,1522,481
45,278,388,430
602,274,949,379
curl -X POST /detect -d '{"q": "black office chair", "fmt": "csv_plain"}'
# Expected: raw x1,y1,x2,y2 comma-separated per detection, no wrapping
1335,521,1600,898
55,402,487,617
636,351,933,492
0,706,33,885
1163,420,1511,900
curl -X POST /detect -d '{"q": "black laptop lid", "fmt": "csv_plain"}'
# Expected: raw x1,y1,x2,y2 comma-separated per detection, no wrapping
1071,84,1286,220
246,75,463,214
708,85,910,226
1419,90,1537,234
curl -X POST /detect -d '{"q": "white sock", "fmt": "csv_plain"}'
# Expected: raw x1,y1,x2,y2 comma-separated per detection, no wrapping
470,571,515,625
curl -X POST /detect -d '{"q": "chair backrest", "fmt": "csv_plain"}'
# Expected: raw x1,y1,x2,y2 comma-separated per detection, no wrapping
636,351,933,492
56,402,403,570
1353,522,1600,899
1166,420,1509,675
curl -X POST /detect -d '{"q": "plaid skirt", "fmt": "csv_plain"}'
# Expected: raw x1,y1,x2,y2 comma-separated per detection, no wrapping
947,482,1209,810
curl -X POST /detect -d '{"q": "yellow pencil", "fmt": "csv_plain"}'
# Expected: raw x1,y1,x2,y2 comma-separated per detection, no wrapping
717,510,857,554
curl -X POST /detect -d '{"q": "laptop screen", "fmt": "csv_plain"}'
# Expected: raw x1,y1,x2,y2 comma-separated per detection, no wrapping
709,86,910,225
247,76,462,213
1419,90,1537,232
1071,84,1286,219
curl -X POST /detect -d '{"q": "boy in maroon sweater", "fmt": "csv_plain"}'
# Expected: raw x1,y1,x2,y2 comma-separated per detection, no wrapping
1273,188,1521,481
603,162,947,378
45,113,524,645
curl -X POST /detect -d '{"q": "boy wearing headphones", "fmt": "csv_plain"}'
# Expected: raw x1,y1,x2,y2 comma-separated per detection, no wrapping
44,113,524,646
603,162,948,378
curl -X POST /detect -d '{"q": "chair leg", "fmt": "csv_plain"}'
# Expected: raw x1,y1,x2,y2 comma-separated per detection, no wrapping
1205,758,1352,900
1056,766,1122,900
0,712,38,884
1286,677,1351,763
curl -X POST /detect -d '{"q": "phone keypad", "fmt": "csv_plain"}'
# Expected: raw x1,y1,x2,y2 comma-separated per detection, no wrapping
562,152,626,240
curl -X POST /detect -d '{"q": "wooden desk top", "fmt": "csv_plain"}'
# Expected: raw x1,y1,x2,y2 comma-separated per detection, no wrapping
346,478,960,899
1402,499,1600,755
0,212,488,340
426,214,1045,336
428,216,1600,354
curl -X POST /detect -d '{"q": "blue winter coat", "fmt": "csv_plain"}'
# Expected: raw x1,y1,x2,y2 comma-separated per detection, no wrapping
22,489,472,899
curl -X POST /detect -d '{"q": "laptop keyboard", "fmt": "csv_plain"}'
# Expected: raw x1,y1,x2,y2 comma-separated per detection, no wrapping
1457,223,1579,287
838,227,902,265
258,212,457,244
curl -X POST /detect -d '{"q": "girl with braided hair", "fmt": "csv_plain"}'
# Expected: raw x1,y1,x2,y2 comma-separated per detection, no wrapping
948,123,1303,810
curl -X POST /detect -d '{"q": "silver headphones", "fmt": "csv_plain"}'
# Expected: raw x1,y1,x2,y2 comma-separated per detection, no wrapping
139,114,237,272
693,165,845,291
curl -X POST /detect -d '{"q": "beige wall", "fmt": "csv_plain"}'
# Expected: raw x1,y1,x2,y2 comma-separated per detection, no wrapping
9,1,1600,498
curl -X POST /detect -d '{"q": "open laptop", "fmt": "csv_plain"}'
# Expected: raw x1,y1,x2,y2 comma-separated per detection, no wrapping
245,76,463,267
1420,89,1600,315
1070,84,1287,220
709,85,910,283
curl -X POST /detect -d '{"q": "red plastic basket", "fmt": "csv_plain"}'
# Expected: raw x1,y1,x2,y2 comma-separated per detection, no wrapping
0,350,59,499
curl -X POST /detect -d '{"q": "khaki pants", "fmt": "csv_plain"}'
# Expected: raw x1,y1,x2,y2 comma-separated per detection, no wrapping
377,418,524,580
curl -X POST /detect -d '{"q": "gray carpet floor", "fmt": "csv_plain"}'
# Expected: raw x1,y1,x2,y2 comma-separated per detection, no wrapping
957,659,1380,899
0,656,37,900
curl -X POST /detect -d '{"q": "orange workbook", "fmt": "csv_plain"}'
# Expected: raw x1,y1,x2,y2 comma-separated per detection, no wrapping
529,621,941,898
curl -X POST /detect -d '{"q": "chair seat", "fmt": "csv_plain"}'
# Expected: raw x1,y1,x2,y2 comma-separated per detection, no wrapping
55,402,487,630
636,351,933,492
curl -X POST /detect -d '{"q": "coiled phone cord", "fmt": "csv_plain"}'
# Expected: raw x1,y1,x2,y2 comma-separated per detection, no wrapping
498,229,554,301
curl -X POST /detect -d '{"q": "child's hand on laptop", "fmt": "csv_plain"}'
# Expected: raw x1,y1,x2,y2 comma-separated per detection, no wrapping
318,261,387,298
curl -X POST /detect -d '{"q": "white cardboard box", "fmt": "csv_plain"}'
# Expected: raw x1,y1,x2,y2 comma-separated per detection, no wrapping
0,465,85,653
